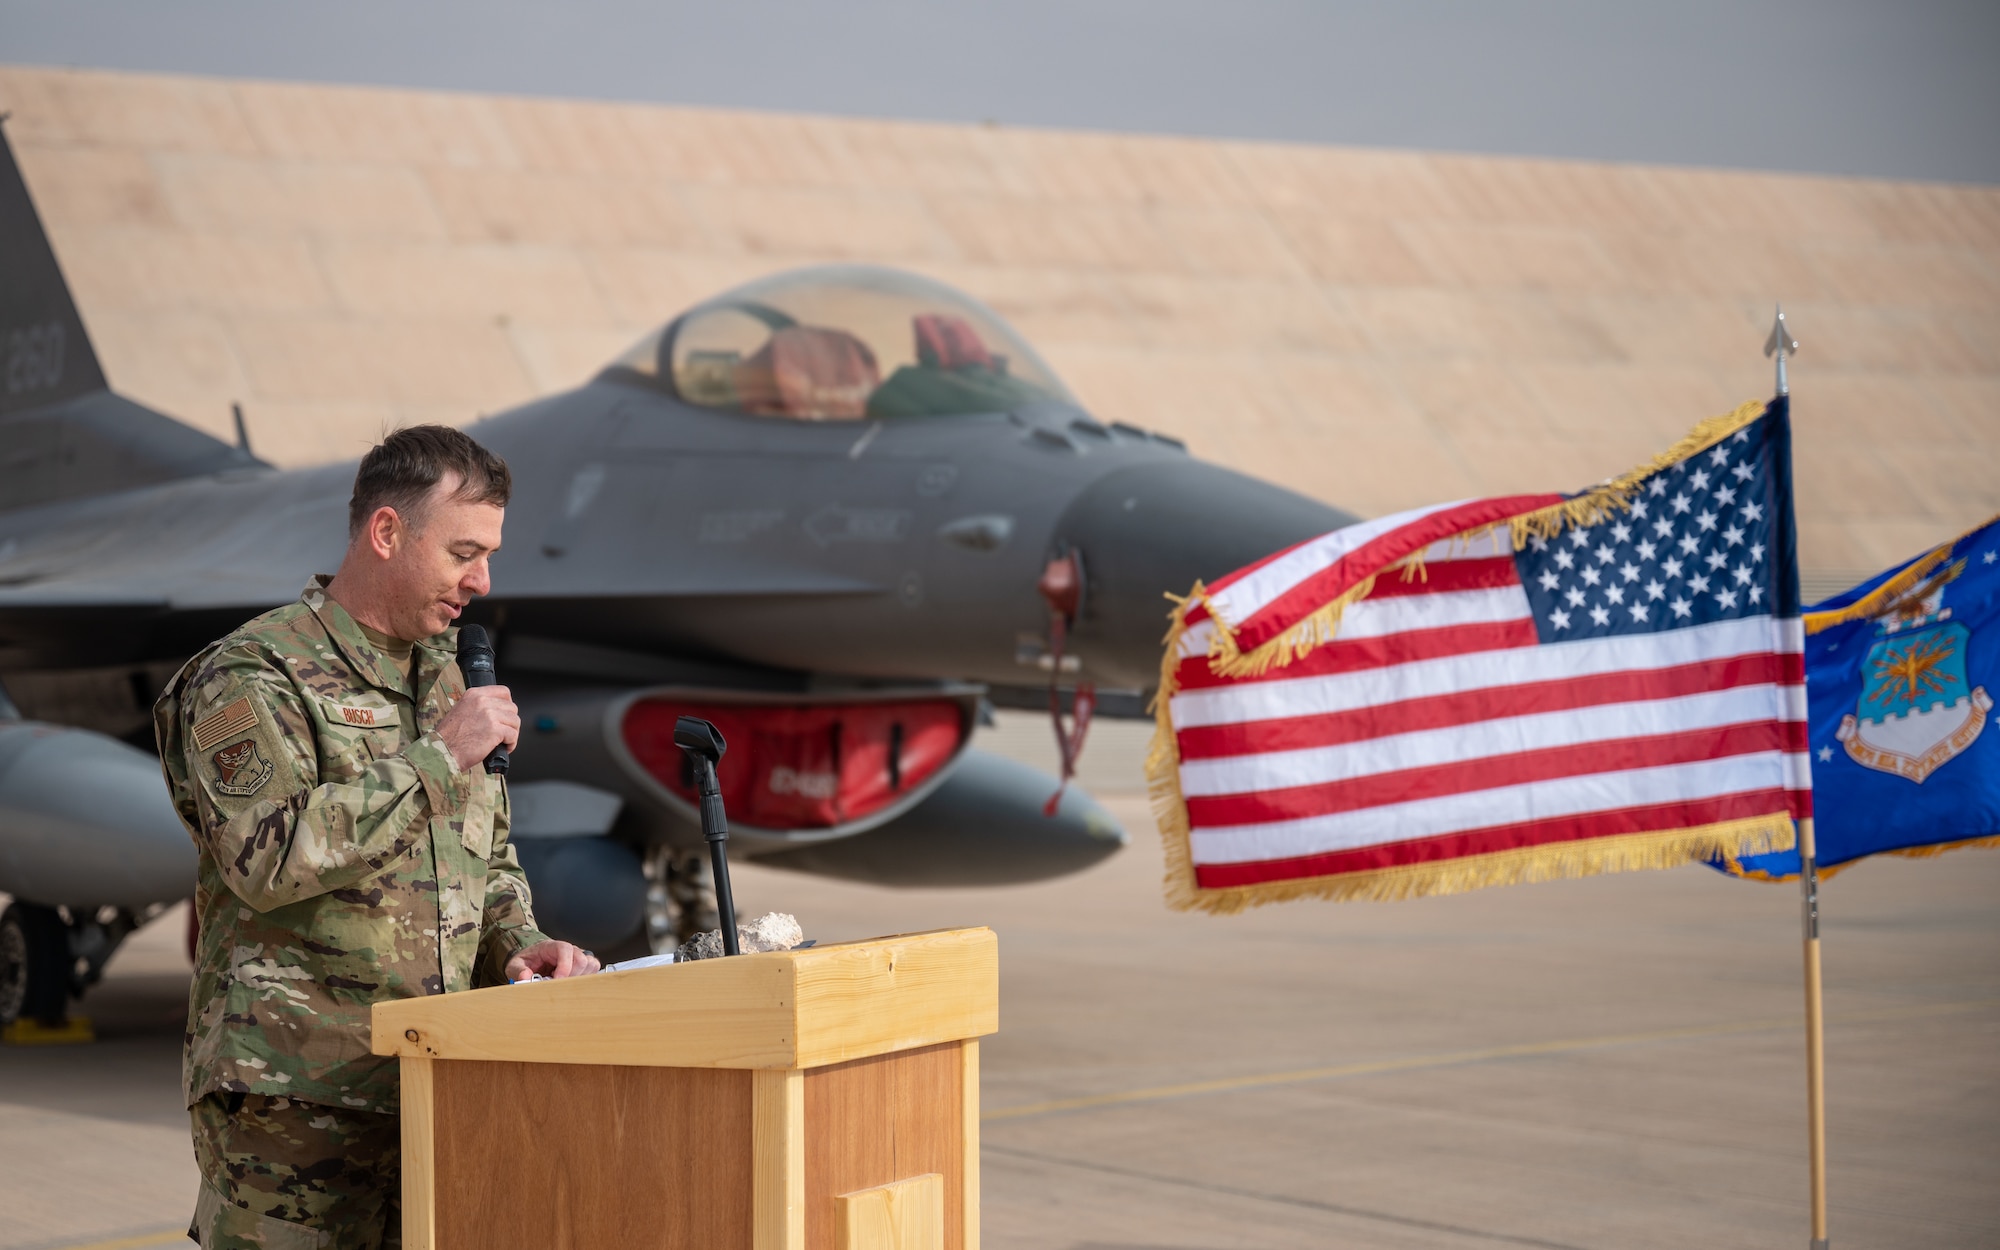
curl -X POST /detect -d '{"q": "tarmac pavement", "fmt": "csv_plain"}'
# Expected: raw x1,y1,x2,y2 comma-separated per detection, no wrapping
1,784,1995,1249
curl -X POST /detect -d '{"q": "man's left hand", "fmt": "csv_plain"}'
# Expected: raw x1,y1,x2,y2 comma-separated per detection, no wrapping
506,939,600,981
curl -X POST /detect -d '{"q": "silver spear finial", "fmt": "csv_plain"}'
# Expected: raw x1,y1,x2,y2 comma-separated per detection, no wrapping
1763,304,1799,397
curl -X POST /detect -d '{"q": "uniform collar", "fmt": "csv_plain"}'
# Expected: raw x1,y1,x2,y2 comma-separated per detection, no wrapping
301,575,460,700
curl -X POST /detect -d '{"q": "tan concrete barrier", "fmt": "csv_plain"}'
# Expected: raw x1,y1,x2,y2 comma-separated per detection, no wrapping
5,64,1994,586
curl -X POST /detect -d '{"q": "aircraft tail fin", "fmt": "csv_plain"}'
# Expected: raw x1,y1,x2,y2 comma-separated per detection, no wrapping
0,121,262,513
0,121,107,415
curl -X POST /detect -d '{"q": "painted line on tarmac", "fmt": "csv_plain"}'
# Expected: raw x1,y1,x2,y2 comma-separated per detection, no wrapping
36,1231,186,1250
984,996,2000,1122
983,1141,1596,1250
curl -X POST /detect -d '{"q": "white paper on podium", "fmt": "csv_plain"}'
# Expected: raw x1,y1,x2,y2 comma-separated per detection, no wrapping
601,952,677,974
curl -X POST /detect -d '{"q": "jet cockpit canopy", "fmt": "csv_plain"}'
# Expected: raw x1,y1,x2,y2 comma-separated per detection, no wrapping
604,265,1075,421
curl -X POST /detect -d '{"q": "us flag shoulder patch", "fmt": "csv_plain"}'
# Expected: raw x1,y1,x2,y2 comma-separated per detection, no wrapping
191,697,258,751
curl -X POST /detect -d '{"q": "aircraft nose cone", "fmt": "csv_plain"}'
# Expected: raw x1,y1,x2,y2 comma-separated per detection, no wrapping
1053,461,1356,690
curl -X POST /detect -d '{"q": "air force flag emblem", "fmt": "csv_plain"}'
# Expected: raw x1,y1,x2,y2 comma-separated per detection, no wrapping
1719,517,2000,880
1835,562,1989,783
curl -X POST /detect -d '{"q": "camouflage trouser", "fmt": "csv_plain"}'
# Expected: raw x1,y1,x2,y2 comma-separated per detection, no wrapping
188,1093,401,1249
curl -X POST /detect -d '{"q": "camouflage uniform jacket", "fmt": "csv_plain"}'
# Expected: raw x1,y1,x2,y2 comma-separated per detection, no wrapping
155,576,546,1115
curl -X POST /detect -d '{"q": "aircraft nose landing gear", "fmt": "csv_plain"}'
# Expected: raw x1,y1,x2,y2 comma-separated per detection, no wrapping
1,901,147,1043
1,901,83,1039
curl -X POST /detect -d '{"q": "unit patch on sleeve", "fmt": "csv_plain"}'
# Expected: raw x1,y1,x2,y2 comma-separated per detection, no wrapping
211,739,275,797
191,696,259,752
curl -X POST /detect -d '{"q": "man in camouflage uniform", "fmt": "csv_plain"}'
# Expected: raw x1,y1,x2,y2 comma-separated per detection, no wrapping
156,426,600,1249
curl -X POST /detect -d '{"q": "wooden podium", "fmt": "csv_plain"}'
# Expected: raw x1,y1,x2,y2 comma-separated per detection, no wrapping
372,927,997,1250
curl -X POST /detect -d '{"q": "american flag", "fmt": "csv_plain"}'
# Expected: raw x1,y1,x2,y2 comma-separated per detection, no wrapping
1151,399,1811,911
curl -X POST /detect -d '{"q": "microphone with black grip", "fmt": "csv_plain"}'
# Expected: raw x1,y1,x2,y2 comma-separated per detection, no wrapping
455,624,510,776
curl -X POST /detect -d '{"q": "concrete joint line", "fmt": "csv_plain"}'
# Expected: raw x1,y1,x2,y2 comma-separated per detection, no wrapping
984,997,2000,1122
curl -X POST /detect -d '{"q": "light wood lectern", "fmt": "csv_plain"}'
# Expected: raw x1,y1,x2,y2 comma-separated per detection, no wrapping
371,927,997,1250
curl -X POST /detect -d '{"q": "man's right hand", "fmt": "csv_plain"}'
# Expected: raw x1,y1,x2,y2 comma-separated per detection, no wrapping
437,685,520,773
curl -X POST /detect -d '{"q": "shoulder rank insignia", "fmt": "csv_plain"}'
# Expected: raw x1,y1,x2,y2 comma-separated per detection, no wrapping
212,739,275,797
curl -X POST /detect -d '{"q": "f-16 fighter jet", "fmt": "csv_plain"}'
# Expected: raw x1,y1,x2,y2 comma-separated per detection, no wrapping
0,126,1352,1026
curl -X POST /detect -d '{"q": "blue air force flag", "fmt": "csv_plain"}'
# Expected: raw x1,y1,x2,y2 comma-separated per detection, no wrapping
1724,514,2000,878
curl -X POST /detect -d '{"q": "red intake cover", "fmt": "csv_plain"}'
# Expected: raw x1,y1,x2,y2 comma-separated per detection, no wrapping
621,697,968,830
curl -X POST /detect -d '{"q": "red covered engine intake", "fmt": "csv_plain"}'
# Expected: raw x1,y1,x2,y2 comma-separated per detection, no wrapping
621,693,973,832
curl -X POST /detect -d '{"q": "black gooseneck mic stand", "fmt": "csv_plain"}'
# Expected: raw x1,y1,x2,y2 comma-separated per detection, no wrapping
673,716,740,956
455,625,509,775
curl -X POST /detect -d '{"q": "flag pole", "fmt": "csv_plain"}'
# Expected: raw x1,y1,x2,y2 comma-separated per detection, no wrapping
1768,304,1827,1249
1799,815,1829,1249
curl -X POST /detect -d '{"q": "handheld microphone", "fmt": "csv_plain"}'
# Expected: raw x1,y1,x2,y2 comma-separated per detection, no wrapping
455,625,509,776
673,716,740,956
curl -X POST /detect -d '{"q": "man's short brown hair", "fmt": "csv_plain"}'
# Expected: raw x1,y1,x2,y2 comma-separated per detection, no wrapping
348,425,512,539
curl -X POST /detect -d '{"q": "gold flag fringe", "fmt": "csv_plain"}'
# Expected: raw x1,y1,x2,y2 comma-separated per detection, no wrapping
1165,815,1797,915
1720,832,2000,883
1147,586,1205,911
1204,574,1380,680
1801,548,1955,634
1884,833,2000,864
1187,399,1770,684
1802,517,1998,634
1504,399,1770,549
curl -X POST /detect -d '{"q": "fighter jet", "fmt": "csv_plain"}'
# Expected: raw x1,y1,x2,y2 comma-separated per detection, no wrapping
0,126,1353,1026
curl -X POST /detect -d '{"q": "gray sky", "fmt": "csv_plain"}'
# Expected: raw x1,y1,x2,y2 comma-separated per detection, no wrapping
5,0,1996,184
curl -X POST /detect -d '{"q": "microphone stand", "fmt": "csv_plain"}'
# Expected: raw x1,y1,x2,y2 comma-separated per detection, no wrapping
691,756,740,957
675,717,740,957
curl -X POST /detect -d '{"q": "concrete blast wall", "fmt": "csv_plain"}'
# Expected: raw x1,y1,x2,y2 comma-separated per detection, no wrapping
3,66,1996,586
